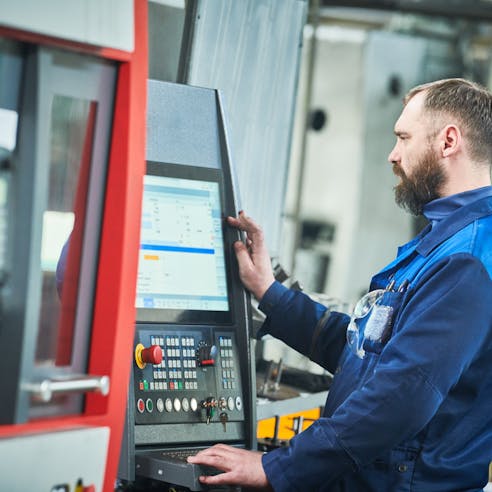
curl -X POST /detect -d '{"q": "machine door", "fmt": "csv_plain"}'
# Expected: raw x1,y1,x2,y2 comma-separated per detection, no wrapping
0,40,116,424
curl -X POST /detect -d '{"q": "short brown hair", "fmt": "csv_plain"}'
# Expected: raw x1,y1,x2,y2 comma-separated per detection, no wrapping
405,78,492,165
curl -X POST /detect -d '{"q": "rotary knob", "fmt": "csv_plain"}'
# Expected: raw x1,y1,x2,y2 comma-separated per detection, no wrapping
135,343,163,369
196,341,217,366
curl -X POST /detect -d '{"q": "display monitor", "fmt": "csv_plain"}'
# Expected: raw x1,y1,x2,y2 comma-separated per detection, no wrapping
135,162,232,324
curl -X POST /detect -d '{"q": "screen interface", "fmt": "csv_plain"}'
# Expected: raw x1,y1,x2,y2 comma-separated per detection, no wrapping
136,174,229,312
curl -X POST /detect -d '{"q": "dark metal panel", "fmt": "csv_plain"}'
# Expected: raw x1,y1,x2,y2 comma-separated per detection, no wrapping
320,0,492,21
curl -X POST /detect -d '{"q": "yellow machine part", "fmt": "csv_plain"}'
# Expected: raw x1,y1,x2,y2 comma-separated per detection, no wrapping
257,408,321,441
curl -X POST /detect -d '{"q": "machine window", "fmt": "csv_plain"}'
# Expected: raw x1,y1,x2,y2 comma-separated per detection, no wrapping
35,95,96,367
0,108,17,275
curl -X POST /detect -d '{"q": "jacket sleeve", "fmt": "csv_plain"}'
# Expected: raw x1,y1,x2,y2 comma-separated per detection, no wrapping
262,254,492,491
257,281,350,374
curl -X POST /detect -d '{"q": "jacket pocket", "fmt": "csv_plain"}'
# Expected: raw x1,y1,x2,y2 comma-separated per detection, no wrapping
370,446,419,492
361,290,405,355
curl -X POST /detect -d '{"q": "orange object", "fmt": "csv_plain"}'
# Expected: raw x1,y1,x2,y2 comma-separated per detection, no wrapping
257,407,321,441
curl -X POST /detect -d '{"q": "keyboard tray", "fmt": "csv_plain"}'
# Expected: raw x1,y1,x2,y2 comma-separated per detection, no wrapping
135,449,220,491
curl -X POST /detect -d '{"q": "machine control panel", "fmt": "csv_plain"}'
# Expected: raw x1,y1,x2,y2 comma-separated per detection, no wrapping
133,327,245,427
118,83,254,489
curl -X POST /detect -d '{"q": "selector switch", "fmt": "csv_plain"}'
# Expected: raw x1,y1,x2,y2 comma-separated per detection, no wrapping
197,341,218,366
135,343,163,369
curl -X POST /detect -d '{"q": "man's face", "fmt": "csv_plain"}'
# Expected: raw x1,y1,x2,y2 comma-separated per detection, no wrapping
388,91,448,215
392,146,447,216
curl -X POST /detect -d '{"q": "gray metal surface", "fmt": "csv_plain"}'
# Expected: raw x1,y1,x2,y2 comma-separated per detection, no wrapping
148,1,185,82
135,421,245,445
0,39,22,110
0,426,109,492
180,0,308,254
146,79,221,168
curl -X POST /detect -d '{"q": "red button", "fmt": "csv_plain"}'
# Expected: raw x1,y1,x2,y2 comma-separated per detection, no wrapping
141,345,163,365
137,398,145,413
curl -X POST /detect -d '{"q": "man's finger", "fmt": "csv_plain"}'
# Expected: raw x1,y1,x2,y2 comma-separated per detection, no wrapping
199,471,236,486
233,241,253,267
227,215,243,229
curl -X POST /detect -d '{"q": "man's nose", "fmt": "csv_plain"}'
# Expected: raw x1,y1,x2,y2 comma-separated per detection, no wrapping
388,145,399,164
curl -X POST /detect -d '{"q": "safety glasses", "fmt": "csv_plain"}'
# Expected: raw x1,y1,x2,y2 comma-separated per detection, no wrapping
346,288,385,358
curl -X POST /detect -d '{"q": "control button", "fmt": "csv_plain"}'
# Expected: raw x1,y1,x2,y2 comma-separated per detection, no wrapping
235,396,242,411
165,398,173,413
156,398,164,413
182,397,190,412
146,398,153,413
137,398,145,413
173,398,181,412
197,341,217,366
135,343,163,369
227,396,234,411
190,397,198,412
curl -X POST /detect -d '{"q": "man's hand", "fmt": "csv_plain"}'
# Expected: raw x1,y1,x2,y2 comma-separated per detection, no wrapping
187,444,272,490
227,211,275,301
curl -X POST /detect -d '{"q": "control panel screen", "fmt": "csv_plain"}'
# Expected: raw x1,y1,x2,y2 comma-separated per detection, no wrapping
136,163,232,323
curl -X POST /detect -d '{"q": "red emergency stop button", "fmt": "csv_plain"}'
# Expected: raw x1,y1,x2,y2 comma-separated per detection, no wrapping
135,343,163,368
142,345,163,365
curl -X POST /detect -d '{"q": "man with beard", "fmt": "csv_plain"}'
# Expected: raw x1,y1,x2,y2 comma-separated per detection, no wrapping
189,78,492,491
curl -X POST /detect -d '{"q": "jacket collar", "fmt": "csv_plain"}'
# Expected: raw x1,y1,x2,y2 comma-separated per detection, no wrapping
373,191,492,282
417,193,492,257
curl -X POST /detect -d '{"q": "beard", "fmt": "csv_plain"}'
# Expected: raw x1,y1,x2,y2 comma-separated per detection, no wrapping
393,148,447,216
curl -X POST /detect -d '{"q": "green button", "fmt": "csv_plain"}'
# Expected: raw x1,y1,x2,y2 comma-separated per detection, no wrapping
146,398,153,412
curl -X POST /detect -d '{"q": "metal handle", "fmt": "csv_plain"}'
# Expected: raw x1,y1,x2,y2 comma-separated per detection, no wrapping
24,374,110,402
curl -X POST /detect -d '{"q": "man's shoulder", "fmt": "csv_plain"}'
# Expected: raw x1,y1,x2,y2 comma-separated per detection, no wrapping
429,213,492,276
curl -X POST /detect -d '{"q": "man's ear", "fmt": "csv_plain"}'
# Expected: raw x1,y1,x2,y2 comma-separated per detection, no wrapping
440,124,461,158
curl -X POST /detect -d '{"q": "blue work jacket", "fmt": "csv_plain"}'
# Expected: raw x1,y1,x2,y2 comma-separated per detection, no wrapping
258,191,492,491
